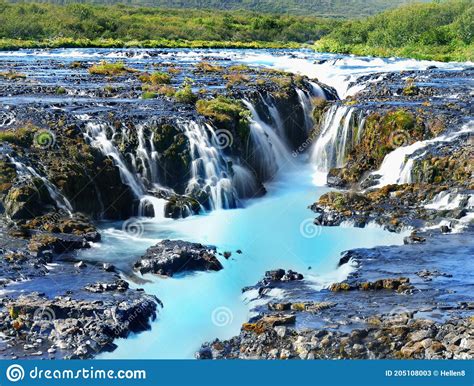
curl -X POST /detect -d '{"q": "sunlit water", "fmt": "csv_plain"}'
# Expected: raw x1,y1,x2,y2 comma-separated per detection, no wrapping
79,161,405,359
3,47,470,358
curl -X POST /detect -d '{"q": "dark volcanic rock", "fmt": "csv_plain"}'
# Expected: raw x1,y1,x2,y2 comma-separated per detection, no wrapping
134,239,223,276
0,290,159,359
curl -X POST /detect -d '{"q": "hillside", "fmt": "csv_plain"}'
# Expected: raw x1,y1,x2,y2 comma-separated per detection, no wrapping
315,0,474,61
7,0,428,18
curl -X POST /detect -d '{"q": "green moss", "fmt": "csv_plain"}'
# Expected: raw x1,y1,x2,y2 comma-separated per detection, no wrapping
142,91,158,99
56,86,66,94
0,126,37,147
88,61,135,76
195,61,223,72
140,71,172,85
0,71,26,80
174,85,197,104
196,96,250,123
402,79,420,96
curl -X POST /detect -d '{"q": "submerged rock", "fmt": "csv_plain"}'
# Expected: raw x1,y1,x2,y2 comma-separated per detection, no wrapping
134,239,223,276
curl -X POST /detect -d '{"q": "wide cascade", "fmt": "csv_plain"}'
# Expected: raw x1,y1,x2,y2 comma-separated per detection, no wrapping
79,92,317,219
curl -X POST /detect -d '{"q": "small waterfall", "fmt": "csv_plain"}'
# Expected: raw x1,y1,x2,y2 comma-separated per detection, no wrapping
372,122,473,187
180,120,238,210
136,125,160,186
295,88,314,132
138,195,167,219
242,100,294,179
260,96,285,138
83,122,144,197
8,156,73,215
308,81,328,99
232,164,259,198
311,105,355,180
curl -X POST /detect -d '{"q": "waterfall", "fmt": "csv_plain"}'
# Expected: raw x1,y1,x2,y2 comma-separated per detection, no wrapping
371,122,473,187
260,96,285,138
308,81,327,99
84,122,181,219
310,105,356,184
8,155,73,215
138,195,167,219
242,100,294,180
84,122,144,197
295,88,314,133
180,120,238,210
136,125,160,187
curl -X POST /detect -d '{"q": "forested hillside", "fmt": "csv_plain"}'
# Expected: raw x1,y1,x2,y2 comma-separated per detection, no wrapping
315,0,473,61
0,1,334,45
0,0,471,61
7,0,428,18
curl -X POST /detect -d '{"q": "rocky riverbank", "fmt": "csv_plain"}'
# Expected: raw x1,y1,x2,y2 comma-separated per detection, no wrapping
197,66,473,360
197,229,474,359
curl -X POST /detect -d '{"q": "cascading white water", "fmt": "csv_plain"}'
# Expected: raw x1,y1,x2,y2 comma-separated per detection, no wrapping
372,122,474,187
138,195,168,218
136,125,160,186
8,156,73,215
84,122,144,197
260,96,285,138
310,105,356,185
295,88,314,132
180,120,238,210
242,100,294,179
83,122,167,219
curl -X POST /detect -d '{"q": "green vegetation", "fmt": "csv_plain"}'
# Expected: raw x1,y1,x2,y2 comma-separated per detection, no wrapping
88,61,136,75
140,71,172,85
174,86,197,104
0,70,26,79
0,1,471,61
8,0,426,18
0,1,335,48
315,0,473,61
0,126,37,147
196,96,249,123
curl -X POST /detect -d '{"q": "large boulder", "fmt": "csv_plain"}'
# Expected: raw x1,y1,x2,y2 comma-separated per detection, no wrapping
134,239,223,276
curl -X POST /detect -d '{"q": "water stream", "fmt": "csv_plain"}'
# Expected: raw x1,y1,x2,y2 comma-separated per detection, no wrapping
80,162,405,359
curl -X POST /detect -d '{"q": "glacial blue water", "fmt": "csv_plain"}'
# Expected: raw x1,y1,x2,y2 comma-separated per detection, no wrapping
79,160,405,359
